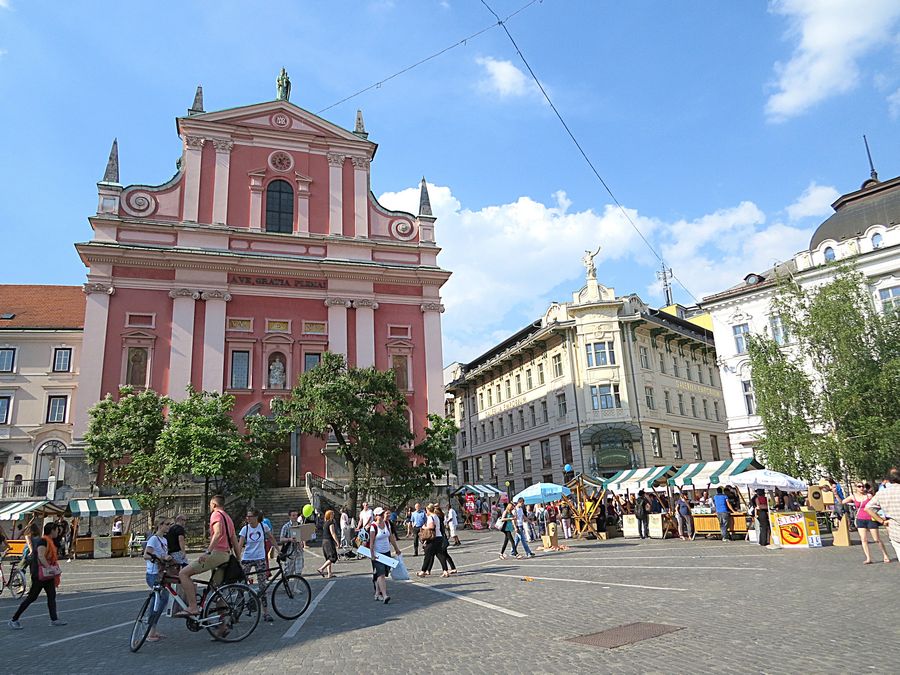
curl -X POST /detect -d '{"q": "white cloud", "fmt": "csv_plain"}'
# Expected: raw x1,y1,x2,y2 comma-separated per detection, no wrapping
378,184,657,362
766,0,900,122
475,56,535,98
785,181,839,220
888,88,900,118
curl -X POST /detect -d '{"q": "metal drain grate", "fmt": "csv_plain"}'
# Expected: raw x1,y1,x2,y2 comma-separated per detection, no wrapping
567,622,683,649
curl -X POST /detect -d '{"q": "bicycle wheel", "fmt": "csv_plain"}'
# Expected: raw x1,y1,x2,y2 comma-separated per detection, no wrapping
270,574,312,620
129,593,155,653
203,583,260,643
9,568,26,598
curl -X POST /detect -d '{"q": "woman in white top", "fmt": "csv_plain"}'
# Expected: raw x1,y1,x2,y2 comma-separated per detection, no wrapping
367,508,401,604
239,509,278,622
417,504,450,578
142,518,172,642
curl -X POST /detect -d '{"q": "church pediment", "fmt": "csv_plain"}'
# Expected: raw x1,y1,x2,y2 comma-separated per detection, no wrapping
179,101,371,146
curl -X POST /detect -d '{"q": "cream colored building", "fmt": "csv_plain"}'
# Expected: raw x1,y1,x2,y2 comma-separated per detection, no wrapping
446,270,729,494
0,286,85,500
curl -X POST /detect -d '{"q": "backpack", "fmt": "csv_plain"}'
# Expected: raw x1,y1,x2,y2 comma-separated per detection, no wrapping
635,498,646,518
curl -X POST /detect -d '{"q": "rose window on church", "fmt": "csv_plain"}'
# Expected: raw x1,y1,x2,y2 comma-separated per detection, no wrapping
268,151,294,172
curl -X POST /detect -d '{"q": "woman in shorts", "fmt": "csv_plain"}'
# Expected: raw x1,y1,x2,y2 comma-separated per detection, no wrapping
843,483,891,564
367,508,401,603
239,509,278,622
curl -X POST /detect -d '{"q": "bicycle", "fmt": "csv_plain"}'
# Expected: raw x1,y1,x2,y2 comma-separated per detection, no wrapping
130,556,260,653
0,554,27,599
242,547,312,621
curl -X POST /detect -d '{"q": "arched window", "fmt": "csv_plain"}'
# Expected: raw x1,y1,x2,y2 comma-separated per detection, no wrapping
872,233,883,249
824,246,836,262
265,180,294,233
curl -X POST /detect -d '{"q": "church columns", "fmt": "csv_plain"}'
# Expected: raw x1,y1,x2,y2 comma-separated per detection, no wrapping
327,153,344,236
201,290,231,393
325,297,351,358
73,282,114,440
211,139,233,225
168,288,200,401
182,136,205,222
421,301,445,415
351,157,369,238
353,299,378,367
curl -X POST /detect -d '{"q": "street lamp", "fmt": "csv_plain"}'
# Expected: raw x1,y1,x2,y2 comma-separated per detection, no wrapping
505,480,510,500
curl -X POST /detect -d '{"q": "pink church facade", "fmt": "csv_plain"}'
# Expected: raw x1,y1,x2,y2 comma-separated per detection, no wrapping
72,80,451,487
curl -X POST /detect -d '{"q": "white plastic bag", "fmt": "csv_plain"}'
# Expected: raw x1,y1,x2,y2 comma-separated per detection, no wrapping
392,554,410,581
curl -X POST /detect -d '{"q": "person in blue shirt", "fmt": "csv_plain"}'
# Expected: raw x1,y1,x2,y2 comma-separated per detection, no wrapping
410,503,427,556
712,487,735,541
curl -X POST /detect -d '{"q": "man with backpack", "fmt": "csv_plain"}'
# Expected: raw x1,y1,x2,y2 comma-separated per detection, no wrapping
635,491,651,539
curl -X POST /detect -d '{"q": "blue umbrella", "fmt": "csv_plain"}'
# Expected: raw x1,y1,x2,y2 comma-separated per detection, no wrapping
513,482,572,505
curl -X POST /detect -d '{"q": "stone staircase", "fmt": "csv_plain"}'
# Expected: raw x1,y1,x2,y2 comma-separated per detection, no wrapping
251,487,311,528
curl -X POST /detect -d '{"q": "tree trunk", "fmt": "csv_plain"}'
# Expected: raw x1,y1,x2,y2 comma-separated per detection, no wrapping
348,460,360,516
203,476,210,526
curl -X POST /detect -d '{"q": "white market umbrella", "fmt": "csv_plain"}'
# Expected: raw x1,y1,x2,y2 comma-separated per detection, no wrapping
729,469,807,492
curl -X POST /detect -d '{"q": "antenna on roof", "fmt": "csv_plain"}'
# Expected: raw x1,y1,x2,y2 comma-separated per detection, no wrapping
863,134,879,182
656,261,673,306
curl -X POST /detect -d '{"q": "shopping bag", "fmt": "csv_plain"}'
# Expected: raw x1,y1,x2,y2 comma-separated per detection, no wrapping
392,554,410,581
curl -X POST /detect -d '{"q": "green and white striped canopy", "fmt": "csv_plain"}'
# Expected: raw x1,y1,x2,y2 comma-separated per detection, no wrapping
603,466,673,494
68,498,142,517
0,500,64,521
667,458,757,489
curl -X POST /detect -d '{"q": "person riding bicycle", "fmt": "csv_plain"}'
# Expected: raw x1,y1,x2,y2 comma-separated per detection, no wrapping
142,518,173,642
177,495,240,618
279,510,306,577
238,509,278,623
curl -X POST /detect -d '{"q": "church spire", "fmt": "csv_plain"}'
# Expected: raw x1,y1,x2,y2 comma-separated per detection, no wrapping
418,177,433,218
101,138,120,184
188,85,204,115
354,109,368,139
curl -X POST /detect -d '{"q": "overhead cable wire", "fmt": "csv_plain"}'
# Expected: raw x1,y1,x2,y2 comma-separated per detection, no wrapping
317,0,544,115
479,0,706,308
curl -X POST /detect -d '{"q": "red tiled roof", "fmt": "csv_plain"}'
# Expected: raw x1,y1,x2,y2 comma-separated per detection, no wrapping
0,285,85,330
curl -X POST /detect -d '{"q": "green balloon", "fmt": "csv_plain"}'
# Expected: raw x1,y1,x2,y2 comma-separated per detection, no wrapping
302,504,314,518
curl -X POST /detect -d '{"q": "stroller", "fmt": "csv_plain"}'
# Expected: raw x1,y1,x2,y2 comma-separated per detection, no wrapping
338,526,364,561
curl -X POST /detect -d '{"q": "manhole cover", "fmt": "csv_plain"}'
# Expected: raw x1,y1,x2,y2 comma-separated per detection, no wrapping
567,622,683,649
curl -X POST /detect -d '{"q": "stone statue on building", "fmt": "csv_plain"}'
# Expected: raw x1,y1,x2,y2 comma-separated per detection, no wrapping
276,68,291,101
269,355,286,389
582,245,601,279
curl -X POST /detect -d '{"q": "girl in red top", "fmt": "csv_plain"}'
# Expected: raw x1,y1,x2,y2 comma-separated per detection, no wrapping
843,483,891,564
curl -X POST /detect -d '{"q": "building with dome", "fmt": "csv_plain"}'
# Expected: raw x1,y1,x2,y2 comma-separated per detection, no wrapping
702,169,900,458
70,73,451,488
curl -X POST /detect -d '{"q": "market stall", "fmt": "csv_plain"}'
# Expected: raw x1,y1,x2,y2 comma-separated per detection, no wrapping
0,500,66,556
563,474,606,539
67,498,142,558
450,484,506,530
730,469,821,548
668,458,760,539
605,466,676,538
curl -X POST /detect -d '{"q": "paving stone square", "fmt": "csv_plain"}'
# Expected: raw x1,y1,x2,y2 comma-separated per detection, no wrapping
0,531,896,674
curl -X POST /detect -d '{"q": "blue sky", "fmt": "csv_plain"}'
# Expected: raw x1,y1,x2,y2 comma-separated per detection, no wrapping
2,1,900,364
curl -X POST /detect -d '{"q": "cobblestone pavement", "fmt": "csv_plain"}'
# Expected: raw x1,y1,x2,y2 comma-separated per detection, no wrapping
0,531,897,674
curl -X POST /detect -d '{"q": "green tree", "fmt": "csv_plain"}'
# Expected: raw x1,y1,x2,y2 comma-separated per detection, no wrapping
84,387,175,520
382,413,459,510
748,264,900,481
158,387,279,521
270,352,413,514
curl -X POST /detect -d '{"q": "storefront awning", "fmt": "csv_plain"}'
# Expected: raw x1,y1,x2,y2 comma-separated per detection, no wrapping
68,498,142,517
450,484,505,498
0,500,65,521
667,458,759,489
606,466,674,494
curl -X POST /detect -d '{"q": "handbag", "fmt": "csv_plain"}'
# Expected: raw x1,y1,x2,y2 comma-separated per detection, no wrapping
38,563,61,581
419,527,435,543
221,513,246,584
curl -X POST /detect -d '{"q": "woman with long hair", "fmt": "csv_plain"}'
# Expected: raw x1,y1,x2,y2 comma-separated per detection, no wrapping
498,502,519,560
317,509,339,578
434,506,457,576
843,482,892,564
417,504,449,577
8,522,66,629
367,508,401,603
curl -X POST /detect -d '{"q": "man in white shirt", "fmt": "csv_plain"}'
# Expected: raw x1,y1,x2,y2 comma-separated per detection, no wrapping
357,502,374,531
446,505,461,546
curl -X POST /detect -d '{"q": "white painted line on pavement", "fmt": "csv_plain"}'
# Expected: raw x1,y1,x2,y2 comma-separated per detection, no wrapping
406,580,527,618
39,620,133,647
560,553,772,560
52,580,146,591
485,572,688,592
495,563,768,571
282,579,336,639
18,598,139,621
